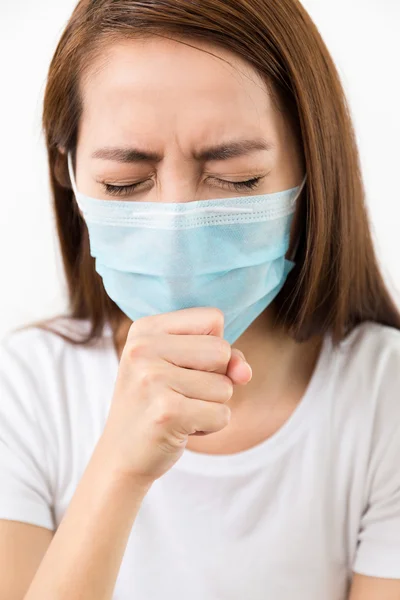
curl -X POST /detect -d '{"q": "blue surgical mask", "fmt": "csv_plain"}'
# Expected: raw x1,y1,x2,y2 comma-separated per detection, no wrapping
67,153,306,344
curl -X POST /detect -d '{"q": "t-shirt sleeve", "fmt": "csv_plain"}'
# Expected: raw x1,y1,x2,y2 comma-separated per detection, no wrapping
353,335,400,578
0,335,55,531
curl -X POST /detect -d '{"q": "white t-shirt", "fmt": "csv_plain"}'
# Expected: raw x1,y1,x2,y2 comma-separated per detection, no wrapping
1,318,400,599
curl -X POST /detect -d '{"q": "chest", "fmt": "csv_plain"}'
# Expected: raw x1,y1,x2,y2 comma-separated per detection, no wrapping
185,402,298,454
113,445,357,600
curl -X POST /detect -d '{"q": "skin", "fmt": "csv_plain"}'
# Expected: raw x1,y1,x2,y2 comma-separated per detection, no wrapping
1,36,398,599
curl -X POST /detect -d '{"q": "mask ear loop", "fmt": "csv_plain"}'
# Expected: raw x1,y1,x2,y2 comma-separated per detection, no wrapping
288,174,307,262
67,152,83,213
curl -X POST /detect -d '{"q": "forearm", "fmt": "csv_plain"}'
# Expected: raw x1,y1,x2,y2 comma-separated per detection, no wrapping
24,436,152,600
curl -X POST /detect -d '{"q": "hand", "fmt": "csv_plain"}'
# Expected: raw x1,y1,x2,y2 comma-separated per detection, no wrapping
100,307,252,487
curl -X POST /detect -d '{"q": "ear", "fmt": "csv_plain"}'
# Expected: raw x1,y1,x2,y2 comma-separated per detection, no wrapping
53,146,72,189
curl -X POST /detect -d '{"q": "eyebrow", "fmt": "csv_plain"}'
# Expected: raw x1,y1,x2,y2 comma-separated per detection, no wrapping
91,138,274,163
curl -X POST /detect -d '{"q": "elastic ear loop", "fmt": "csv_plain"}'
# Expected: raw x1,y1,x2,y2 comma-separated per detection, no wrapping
67,152,82,211
288,174,307,261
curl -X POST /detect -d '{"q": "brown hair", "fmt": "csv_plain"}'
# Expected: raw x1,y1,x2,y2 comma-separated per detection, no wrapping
38,0,400,346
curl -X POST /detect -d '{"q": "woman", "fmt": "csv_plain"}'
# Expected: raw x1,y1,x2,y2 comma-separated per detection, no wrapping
1,0,400,598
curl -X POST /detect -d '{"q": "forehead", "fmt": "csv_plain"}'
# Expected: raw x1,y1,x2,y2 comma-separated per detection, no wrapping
78,37,279,148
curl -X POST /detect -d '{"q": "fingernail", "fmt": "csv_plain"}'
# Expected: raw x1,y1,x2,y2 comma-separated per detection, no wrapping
236,350,252,377
236,350,246,361
245,362,252,378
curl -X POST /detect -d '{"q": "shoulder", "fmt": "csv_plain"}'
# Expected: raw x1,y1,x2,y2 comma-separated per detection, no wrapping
328,321,400,452
339,319,400,361
2,316,96,352
0,317,115,401
1,316,113,362
333,320,400,390
0,317,117,444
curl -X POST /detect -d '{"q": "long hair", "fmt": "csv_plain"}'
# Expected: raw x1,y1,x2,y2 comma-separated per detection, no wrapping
38,0,400,346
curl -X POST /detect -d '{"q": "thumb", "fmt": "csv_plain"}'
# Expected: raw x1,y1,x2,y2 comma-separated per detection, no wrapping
226,348,252,386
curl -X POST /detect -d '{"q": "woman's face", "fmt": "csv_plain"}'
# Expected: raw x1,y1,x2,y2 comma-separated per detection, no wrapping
74,36,304,202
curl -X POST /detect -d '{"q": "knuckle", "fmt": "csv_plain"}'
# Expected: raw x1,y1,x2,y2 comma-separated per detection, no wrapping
128,319,143,337
221,404,232,424
137,363,163,388
128,317,152,338
126,335,150,360
222,376,234,400
210,307,225,329
152,397,171,425
214,403,231,427
153,394,181,425
214,337,232,366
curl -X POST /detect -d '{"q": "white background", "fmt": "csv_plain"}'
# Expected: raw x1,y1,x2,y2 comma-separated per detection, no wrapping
0,0,399,340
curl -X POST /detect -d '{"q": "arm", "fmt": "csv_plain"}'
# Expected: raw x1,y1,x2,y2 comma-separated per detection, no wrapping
348,339,400,597
349,574,400,599
0,521,53,600
22,435,151,600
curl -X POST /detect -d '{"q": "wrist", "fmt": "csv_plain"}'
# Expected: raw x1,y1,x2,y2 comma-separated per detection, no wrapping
94,434,154,496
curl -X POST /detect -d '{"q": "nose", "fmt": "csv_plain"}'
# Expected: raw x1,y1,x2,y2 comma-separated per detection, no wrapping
151,160,203,204
152,179,202,204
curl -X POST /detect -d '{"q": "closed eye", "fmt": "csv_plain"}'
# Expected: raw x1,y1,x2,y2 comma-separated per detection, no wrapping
103,176,264,198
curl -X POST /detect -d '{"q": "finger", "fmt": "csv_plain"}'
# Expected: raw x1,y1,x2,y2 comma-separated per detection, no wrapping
129,333,232,375
171,393,231,436
129,307,225,338
226,348,253,385
165,363,234,404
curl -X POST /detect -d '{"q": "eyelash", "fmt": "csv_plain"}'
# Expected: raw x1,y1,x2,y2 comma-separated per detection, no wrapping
103,177,263,197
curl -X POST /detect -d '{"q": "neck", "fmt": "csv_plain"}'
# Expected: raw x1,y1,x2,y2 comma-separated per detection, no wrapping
229,304,323,410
